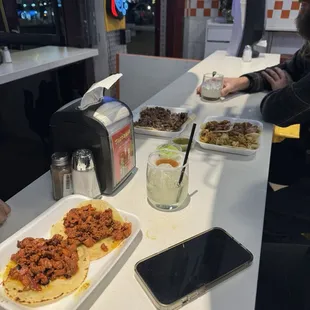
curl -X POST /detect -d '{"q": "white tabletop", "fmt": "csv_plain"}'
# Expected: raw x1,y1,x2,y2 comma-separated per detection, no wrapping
0,46,99,85
2,51,280,310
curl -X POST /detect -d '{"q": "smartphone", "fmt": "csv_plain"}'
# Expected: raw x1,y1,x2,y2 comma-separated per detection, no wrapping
135,227,253,310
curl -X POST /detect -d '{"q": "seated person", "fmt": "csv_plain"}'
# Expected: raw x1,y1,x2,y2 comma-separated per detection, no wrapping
198,1,310,243
198,1,310,186
0,200,11,225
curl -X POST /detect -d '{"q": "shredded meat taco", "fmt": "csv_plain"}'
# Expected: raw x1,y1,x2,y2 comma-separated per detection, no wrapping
51,200,132,261
3,234,89,305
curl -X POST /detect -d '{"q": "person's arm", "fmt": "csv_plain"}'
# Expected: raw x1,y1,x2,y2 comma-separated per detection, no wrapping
243,46,306,93
260,72,310,127
0,199,10,225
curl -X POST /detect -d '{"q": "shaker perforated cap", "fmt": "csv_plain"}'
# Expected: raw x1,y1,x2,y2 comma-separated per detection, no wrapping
51,152,69,167
72,149,95,171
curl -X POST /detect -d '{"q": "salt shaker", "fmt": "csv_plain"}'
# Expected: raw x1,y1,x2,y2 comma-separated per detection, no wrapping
3,47,12,63
51,152,73,201
242,45,252,62
72,149,101,198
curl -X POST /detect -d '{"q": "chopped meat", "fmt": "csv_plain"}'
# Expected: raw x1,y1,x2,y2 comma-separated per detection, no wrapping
101,243,108,252
34,273,49,285
8,234,79,291
52,261,63,270
63,205,132,251
83,238,95,248
112,222,132,240
202,120,232,132
134,107,188,132
17,237,34,249
38,258,53,269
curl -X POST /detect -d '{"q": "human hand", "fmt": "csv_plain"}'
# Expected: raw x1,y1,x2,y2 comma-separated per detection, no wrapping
220,77,250,97
0,200,11,225
261,68,290,91
196,77,250,97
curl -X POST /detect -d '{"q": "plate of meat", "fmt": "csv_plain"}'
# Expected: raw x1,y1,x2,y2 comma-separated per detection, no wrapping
133,106,193,138
0,195,141,310
196,116,263,156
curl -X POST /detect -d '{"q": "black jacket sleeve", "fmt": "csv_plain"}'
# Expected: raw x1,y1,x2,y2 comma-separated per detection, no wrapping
260,72,310,127
242,46,306,93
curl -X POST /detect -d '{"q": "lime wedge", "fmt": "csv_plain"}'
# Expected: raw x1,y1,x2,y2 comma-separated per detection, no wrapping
157,144,181,157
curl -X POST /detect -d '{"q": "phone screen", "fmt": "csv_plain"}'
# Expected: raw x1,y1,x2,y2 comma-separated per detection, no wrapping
136,228,253,306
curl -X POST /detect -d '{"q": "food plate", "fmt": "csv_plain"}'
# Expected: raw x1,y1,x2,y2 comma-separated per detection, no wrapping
196,116,263,156
133,105,193,138
0,195,141,310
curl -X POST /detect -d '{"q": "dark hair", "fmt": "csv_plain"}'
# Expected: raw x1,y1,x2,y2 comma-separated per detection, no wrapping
301,42,310,57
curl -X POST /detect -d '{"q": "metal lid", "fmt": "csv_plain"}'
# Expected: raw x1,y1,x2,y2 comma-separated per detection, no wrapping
51,152,69,167
72,149,95,172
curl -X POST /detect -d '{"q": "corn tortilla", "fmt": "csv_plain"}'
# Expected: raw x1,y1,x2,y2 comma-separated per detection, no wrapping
50,200,124,261
3,246,89,305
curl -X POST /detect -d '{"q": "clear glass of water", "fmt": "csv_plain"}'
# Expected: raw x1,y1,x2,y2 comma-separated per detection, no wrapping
146,151,189,211
201,73,224,101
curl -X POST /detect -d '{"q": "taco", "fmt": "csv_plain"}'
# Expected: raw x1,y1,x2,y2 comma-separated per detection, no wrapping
50,200,132,261
3,234,89,305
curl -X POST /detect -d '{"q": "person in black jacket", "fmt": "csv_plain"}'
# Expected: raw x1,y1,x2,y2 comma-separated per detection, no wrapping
197,1,310,244
219,43,310,128
198,1,310,186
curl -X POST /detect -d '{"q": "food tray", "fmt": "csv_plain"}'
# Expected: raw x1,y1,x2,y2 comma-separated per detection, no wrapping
0,195,141,310
195,116,263,156
133,105,193,138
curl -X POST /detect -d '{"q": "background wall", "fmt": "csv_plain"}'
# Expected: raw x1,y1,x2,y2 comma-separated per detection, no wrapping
183,0,221,60
118,54,199,111
266,0,300,31
183,0,302,60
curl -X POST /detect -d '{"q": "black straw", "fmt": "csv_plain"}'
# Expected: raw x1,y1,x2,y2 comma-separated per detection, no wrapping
178,123,197,186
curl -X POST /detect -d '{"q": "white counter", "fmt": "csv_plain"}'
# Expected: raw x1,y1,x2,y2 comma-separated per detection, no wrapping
0,46,99,85
2,51,280,310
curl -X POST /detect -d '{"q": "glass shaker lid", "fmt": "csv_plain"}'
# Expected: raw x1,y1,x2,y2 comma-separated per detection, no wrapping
51,152,69,167
72,149,95,171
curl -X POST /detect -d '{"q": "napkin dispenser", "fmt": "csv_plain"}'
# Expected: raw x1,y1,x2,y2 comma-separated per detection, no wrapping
49,74,136,195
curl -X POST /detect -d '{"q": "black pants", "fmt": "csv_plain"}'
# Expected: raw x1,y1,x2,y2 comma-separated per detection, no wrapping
256,140,310,309
269,138,309,185
264,138,310,242
263,180,310,244
256,243,310,310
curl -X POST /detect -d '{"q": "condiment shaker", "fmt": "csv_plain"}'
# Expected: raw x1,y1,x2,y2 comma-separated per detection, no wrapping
242,45,252,62
3,47,12,63
72,149,101,198
50,152,73,201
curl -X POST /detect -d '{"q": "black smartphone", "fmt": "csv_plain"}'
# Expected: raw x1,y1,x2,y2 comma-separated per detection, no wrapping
135,227,253,310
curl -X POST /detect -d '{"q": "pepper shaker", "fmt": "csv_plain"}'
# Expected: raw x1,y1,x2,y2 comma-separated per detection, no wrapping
72,149,101,198
50,152,73,201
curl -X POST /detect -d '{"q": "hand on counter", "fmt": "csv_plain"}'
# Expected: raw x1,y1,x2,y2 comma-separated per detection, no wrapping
0,200,11,225
197,77,250,97
261,68,290,91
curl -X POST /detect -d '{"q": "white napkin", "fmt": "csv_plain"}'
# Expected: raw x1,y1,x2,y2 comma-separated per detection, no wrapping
79,73,123,110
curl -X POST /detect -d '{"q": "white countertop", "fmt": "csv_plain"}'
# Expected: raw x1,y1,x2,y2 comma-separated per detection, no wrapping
0,46,99,85
2,51,280,310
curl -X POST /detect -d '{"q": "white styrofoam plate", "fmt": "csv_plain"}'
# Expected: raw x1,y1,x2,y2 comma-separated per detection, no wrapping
196,116,263,156
133,105,193,138
0,195,141,310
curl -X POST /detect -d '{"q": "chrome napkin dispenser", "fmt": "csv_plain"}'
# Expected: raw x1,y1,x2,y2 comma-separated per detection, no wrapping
50,74,136,195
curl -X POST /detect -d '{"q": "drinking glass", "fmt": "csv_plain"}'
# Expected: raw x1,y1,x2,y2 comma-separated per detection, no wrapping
201,73,224,101
146,151,189,211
